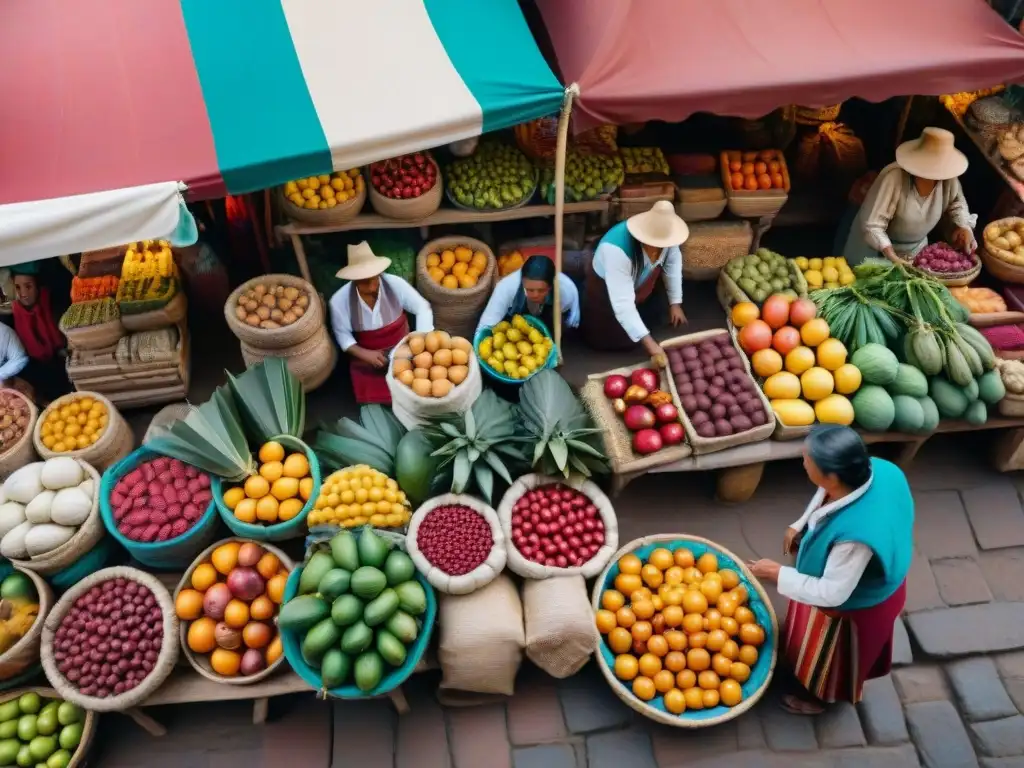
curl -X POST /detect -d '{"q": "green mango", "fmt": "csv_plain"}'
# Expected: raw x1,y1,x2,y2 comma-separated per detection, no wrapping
16,716,36,742
55,704,81,728
27,736,55,762
320,649,351,689
33,711,56,739
329,531,360,572
56,724,82,752
0,738,20,767
317,569,351,602
16,696,39,716
299,552,335,595
0,702,19,726
45,751,70,768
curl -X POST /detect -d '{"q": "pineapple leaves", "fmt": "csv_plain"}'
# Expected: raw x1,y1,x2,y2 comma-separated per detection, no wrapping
226,357,304,444
473,462,494,503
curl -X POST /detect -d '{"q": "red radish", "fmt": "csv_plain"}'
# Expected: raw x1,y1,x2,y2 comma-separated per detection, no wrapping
659,422,685,445
772,326,801,355
370,153,438,200
633,429,663,455
603,374,628,399
631,368,659,392
789,298,818,328
624,405,656,431
760,295,791,330
654,403,679,424
509,484,606,568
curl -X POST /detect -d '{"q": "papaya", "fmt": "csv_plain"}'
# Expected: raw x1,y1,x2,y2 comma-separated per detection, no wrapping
395,430,440,506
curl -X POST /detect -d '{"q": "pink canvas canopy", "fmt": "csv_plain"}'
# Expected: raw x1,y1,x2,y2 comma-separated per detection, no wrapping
535,0,1024,131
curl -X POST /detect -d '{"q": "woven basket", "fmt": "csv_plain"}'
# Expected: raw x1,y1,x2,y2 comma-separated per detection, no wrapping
42,566,179,711
720,151,791,218
415,237,496,339
683,221,754,281
981,245,1024,285
795,104,842,125
445,174,537,213
240,325,336,392
278,182,366,226
916,259,982,287
174,538,294,685
662,329,776,455
999,392,1024,416
368,165,443,221
33,393,133,472
580,364,692,476
676,197,727,223
8,460,104,576
120,291,187,332
0,687,96,767
225,274,322,350
61,318,125,352
591,534,778,728
0,392,37,481
0,569,52,682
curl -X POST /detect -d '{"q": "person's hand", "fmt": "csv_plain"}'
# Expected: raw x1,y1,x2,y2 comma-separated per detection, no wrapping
952,227,976,254
783,527,801,556
746,559,782,583
354,347,388,368
882,247,900,263
669,304,687,327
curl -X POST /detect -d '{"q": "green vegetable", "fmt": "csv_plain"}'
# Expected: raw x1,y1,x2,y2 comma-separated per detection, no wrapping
383,550,415,587
15,744,31,768
892,395,925,434
918,396,940,433
16,697,39,717
320,648,351,689
907,327,944,376
395,581,427,616
889,364,928,398
302,618,342,664
0,722,16,740
850,344,899,386
16,717,35,743
226,357,305,444
277,594,330,631
330,594,363,627
0,574,34,602
929,377,969,418
0,702,20,725
0,739,20,766
56,722,81,751
376,629,407,667
55,704,81,729
385,611,420,644
27,737,54,762
317,569,351,602
351,567,387,601
395,430,439,507
299,552,336,595
851,385,896,432
942,336,974,387
363,589,400,627
965,400,988,425
979,370,1006,405
964,378,980,402
357,529,391,569
354,651,384,692
33,711,55,739
340,621,373,655
330,531,360,572
956,324,997,370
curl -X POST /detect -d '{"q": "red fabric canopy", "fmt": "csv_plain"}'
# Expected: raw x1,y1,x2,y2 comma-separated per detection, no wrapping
535,0,1024,131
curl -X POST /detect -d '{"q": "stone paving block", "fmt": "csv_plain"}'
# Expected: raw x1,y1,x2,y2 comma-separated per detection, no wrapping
907,603,1024,657
892,617,913,666
972,716,1024,758
332,699,395,768
904,700,979,768
914,490,978,559
506,674,567,745
829,745,924,768
586,728,657,768
649,721,738,766
557,665,631,734
737,499,801,560
981,759,1024,768
815,701,866,748
904,549,945,613
448,705,512,768
857,676,910,746
513,744,576,768
736,711,767,750
395,685,450,768
961,483,1024,550
931,557,994,606
947,657,1018,722
760,701,818,751
994,651,1024,712
264,696,332,768
892,665,949,704
980,550,1024,602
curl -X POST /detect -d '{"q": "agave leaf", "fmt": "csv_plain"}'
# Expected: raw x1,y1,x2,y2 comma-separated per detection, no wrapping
568,453,593,477
452,450,472,493
565,438,606,459
464,407,476,440
360,405,406,454
548,437,568,469
334,417,392,452
314,432,393,475
227,358,304,444
439,422,462,440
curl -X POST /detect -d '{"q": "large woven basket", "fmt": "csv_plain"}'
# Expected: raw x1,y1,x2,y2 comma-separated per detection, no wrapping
60,318,125,352
981,245,1024,285
368,163,443,221
33,392,133,472
225,274,323,350
0,687,97,767
278,182,366,226
999,391,1024,417
120,290,187,332
239,325,336,392
8,460,105,576
591,534,778,728
41,566,179,711
415,236,496,339
0,569,52,682
683,221,754,281
174,538,294,685
0,391,37,481
661,329,776,455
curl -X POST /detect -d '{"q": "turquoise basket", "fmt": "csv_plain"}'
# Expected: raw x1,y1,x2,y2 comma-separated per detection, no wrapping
100,447,221,569
592,535,778,728
280,531,437,699
213,435,321,543
473,315,557,387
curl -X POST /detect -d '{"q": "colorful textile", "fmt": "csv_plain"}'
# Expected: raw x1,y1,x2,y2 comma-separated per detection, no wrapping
12,289,65,363
349,315,409,405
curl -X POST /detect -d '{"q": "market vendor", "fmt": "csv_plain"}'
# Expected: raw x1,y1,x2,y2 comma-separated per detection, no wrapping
841,127,977,265
10,266,70,403
583,200,688,364
476,254,580,335
748,425,913,715
329,241,433,404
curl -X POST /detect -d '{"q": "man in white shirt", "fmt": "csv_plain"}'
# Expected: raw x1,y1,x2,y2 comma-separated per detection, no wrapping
0,324,28,389
329,242,433,404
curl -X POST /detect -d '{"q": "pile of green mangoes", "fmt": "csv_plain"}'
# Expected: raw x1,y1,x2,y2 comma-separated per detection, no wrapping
0,692,85,768
446,142,536,210
725,248,801,304
539,149,624,203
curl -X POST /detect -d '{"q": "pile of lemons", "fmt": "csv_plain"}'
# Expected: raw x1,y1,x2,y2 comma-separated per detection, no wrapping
477,314,553,380
39,396,109,453
794,256,854,290
425,245,489,290
283,170,364,211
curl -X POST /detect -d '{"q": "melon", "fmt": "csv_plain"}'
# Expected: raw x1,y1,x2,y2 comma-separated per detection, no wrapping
770,399,815,427
850,343,899,386
965,400,988,426
918,396,940,433
929,377,968,418
763,372,801,400
890,364,928,398
851,385,896,432
891,395,925,434
800,367,834,401
978,370,1006,405
814,394,854,426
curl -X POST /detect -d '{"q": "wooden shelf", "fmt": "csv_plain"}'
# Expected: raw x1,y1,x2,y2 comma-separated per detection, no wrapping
951,111,1024,204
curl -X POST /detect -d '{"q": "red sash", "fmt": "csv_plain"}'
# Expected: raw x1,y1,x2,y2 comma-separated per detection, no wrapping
634,265,663,303
350,315,409,404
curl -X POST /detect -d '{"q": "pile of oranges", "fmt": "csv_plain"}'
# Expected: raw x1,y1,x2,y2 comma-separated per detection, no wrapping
595,546,767,715
425,245,489,290
724,150,787,193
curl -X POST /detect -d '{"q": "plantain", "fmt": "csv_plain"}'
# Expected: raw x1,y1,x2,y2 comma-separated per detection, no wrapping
955,323,996,370
943,336,974,387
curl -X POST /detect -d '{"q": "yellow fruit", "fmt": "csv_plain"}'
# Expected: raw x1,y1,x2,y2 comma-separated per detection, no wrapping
821,266,839,283
259,461,284,482
283,453,310,479
785,346,816,375
234,498,258,523
804,269,823,288
244,475,270,499
815,338,848,370
800,366,834,401
258,441,285,463
833,363,863,395
271,477,300,501
799,318,830,347
815,394,855,426
279,498,304,521
299,477,314,501
793,256,809,270
256,495,280,522
222,487,246,511
763,371,801,400
808,257,823,270
751,348,783,378
770,399,816,427
442,275,459,290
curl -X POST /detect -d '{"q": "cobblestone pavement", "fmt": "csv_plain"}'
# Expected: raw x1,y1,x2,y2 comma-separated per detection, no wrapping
95,433,1024,767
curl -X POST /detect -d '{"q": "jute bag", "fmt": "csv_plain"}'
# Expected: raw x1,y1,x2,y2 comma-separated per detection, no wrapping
438,574,524,696
522,576,597,678
386,332,482,430
415,236,496,339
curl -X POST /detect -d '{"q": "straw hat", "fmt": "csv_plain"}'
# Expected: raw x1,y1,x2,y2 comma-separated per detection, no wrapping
336,241,391,281
895,127,968,181
627,200,690,249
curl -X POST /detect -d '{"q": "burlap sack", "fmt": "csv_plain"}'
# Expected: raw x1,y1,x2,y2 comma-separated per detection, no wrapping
386,332,482,430
522,575,597,678
438,574,524,696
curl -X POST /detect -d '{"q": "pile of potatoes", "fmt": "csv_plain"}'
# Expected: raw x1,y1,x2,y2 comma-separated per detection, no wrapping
234,283,310,330
392,331,473,398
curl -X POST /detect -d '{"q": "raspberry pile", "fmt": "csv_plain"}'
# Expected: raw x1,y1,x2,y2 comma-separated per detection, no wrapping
110,457,212,543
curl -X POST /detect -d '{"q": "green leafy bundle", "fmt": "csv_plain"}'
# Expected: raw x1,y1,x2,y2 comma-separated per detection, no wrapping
227,357,305,444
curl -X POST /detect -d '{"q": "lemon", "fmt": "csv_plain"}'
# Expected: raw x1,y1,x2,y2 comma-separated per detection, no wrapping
840,272,855,285
808,257,823,270
223,487,246,510
821,266,839,282
283,453,310,478
259,461,284,482
244,475,271,499
506,328,522,343
271,477,300,501
259,441,285,463
794,256,809,270
804,269,823,288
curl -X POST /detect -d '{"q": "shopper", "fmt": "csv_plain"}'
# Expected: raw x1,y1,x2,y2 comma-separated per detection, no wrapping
841,127,977,265
747,425,913,715
0,324,28,387
329,242,433,404
476,254,580,336
583,200,688,364
10,267,70,403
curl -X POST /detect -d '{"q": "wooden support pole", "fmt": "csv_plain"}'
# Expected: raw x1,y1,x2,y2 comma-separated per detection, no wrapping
552,84,580,364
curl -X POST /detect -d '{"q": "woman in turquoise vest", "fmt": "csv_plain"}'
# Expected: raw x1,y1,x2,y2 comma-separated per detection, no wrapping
748,425,913,715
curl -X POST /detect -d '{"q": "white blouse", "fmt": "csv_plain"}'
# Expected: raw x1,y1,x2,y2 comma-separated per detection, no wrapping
329,274,433,352
776,482,875,609
592,241,683,343
475,270,580,334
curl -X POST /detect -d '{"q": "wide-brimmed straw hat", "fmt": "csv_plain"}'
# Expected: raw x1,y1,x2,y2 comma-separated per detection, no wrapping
895,127,968,181
627,200,690,249
336,241,391,281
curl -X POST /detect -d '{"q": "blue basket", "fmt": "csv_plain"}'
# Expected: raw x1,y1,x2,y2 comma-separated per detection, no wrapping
213,435,321,543
100,447,221,569
280,531,437,699
47,536,117,592
593,536,778,727
474,315,557,386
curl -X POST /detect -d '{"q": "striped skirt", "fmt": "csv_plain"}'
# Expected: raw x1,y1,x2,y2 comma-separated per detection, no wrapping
783,581,906,704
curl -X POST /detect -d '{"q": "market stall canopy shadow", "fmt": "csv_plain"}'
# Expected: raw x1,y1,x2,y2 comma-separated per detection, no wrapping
0,0,563,263
533,0,1024,132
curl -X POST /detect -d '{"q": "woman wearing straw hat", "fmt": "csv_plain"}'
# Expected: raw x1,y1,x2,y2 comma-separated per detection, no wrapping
748,425,913,716
583,201,689,364
841,127,977,265
329,242,433,404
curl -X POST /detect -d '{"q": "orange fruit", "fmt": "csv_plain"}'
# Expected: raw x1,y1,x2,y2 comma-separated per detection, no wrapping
266,634,283,665
664,688,686,715
638,653,662,678
664,566,685,586
785,345,816,375
175,589,204,620
615,607,636,629
721,617,740,637
683,687,705,710
682,613,704,634
653,669,676,694
662,605,683,628
702,689,721,708
703,609,723,632
614,654,639,681
740,162,755,175
266,572,288,604
800,317,831,347
682,591,708,615
641,564,663,589
687,648,711,672
632,676,656,701
699,579,723,604
664,651,687,673
618,554,643,575
224,599,250,629
191,563,218,592
751,348,783,378
730,172,744,190
211,542,241,575
187,617,217,654
249,595,276,622
676,669,697,690
720,679,743,707
631,588,653,604
688,631,708,649
706,629,728,652
740,624,765,647
696,552,719,574
754,161,768,175
632,599,655,620
648,548,674,571
712,653,733,677
731,585,750,605
595,610,618,634
683,567,703,585
717,594,738,617
674,548,695,568
647,635,669,658
664,630,687,652
210,648,242,677
698,670,721,690
730,301,760,328
608,627,632,654
242,621,273,649
631,621,653,643
744,176,759,191
734,606,755,626
730,661,752,683
614,573,642,596
738,645,759,666
757,173,772,190
721,640,740,661
651,596,664,613
719,569,740,590
771,172,785,188
601,590,626,612
256,553,282,581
